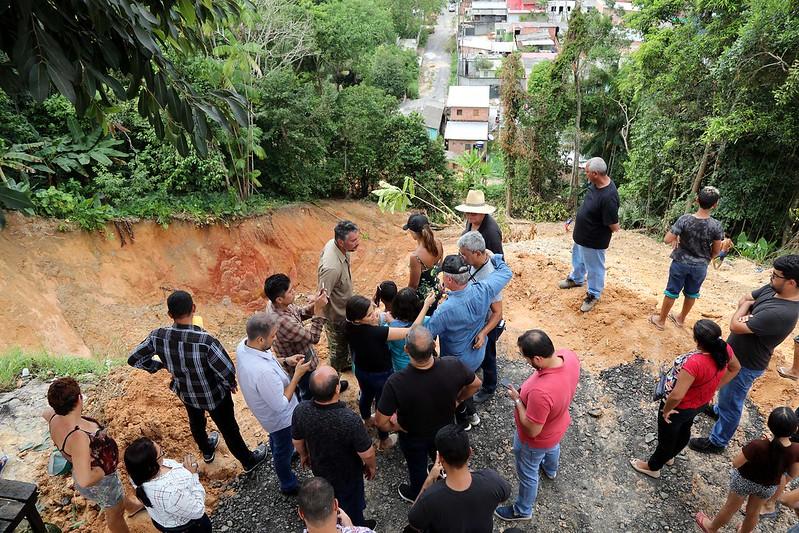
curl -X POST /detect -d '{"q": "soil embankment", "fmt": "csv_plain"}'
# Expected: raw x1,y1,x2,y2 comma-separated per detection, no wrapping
0,202,796,532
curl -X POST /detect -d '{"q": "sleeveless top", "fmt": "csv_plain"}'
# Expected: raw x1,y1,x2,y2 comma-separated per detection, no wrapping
50,414,119,475
414,254,441,302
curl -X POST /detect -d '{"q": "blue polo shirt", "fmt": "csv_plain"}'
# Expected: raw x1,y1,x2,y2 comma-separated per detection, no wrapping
426,255,511,371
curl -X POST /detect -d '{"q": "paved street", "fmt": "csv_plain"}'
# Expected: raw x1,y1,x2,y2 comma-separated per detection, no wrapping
400,7,457,114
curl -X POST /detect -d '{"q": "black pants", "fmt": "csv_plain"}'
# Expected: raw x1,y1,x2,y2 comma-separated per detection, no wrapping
332,477,367,527
184,392,254,468
455,398,477,423
399,433,437,497
647,401,701,471
152,514,212,533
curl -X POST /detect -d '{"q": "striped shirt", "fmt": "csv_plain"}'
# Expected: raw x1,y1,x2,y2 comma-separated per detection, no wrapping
128,324,237,410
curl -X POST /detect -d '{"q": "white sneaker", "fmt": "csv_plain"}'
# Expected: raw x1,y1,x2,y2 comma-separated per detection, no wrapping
468,413,481,427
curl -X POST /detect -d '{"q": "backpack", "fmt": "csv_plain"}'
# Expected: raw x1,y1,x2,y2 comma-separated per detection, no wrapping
652,351,698,402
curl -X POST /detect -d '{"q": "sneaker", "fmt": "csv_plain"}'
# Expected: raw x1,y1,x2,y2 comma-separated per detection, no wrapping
467,413,481,427
688,437,725,454
202,431,220,463
398,483,416,503
558,278,581,289
361,519,377,529
473,390,494,404
494,505,532,521
243,444,268,473
702,403,719,420
540,466,557,480
460,422,473,432
580,294,598,313
340,380,349,393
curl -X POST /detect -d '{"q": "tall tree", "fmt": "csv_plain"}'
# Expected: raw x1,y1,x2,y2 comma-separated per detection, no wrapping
498,52,526,216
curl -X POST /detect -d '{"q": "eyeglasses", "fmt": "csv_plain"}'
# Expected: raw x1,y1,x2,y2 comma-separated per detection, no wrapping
771,271,786,280
156,445,165,461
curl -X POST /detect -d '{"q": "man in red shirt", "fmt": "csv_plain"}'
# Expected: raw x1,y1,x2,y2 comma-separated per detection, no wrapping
495,329,580,522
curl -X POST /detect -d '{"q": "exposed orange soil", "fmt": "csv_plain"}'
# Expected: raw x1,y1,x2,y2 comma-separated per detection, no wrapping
0,202,795,532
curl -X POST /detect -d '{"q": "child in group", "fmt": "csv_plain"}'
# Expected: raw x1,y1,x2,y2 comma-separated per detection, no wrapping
649,186,724,330
712,234,734,269
695,406,799,533
373,281,397,323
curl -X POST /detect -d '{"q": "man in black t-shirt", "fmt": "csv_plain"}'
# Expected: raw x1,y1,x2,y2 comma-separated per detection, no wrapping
377,326,481,503
690,255,799,454
558,157,620,312
404,424,511,533
292,366,378,529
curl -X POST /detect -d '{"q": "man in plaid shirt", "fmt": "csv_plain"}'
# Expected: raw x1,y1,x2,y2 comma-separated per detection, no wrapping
128,290,266,472
264,274,349,399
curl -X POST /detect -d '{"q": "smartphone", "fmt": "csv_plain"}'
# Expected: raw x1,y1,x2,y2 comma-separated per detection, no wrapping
304,351,313,364
500,378,516,390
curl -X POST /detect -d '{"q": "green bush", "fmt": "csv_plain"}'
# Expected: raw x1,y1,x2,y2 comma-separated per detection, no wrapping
33,187,114,231
0,347,117,392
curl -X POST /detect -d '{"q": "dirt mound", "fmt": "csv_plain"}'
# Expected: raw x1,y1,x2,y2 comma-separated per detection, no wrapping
1,205,796,532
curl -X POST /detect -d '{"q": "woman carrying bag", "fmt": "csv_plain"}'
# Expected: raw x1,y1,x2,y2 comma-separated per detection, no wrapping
124,437,211,532
630,319,740,478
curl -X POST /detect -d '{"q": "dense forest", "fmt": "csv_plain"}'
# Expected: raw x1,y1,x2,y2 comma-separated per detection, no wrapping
0,0,797,255
501,0,799,251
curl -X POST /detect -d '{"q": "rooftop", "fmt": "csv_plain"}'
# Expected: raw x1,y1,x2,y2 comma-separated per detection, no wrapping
421,105,444,130
447,85,491,108
444,121,489,141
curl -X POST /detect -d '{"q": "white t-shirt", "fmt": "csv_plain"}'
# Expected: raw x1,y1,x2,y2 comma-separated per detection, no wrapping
138,459,206,528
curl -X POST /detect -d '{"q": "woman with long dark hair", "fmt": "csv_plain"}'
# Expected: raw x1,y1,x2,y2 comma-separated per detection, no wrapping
124,437,211,533
387,288,431,371
345,293,433,449
695,407,799,533
630,319,740,478
403,213,443,302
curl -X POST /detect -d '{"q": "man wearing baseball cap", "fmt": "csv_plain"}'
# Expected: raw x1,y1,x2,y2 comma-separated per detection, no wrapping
455,189,504,255
425,251,512,429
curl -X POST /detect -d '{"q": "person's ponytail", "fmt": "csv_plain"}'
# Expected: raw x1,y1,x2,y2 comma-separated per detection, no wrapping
135,485,153,508
420,225,438,257
693,319,727,370
123,437,160,508
766,407,798,463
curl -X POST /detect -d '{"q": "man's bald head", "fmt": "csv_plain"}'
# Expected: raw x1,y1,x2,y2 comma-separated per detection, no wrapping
406,325,435,362
309,366,340,402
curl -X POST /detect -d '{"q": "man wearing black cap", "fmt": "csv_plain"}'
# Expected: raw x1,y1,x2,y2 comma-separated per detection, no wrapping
425,251,511,429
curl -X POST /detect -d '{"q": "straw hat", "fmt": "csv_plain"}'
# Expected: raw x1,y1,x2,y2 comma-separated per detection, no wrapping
455,190,496,214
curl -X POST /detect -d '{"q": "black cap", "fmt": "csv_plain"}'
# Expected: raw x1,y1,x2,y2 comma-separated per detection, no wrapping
441,254,470,274
403,213,429,232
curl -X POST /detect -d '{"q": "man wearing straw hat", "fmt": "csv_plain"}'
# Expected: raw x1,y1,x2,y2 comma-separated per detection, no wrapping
455,190,504,255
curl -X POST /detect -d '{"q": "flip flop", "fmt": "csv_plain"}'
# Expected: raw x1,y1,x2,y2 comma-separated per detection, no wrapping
777,367,799,381
127,506,146,518
629,458,660,479
668,313,684,328
648,315,664,331
694,511,711,532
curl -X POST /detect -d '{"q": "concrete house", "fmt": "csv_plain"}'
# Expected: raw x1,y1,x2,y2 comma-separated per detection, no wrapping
446,86,490,122
421,105,445,139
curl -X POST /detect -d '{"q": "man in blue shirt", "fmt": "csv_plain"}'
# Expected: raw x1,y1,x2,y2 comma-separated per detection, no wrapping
426,253,512,429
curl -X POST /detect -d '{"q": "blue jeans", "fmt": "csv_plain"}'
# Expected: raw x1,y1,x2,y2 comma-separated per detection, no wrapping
568,243,607,298
354,367,392,440
268,425,298,493
512,432,560,517
709,366,765,447
479,323,504,393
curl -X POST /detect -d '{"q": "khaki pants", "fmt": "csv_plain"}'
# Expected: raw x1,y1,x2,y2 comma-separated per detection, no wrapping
325,321,351,372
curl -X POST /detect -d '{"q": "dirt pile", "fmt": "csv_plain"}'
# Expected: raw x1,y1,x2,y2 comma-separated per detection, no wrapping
1,203,796,532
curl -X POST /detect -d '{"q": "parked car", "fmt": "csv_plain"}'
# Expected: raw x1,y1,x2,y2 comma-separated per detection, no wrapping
448,3,456,12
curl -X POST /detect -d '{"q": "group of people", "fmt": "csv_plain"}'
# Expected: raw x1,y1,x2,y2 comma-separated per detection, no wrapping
39,157,799,533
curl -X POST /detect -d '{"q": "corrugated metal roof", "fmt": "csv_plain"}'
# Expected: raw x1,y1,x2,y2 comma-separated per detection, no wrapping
444,121,489,141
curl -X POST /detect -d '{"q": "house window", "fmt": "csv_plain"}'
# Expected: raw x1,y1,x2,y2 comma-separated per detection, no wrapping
465,143,472,150
473,109,480,116
567,6,571,10
551,5,556,10
558,6,563,13
456,109,463,116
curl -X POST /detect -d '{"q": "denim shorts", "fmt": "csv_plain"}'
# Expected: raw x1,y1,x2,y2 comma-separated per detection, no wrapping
74,471,124,509
664,261,708,299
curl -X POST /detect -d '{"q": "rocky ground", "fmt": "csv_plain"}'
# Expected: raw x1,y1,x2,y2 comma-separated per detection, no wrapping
212,351,796,533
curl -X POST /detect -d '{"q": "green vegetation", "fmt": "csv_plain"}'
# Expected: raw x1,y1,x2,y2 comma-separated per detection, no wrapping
497,0,799,247
0,348,117,392
0,0,448,230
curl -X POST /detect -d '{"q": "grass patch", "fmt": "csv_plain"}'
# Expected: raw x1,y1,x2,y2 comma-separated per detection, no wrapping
450,48,458,86
0,348,119,392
